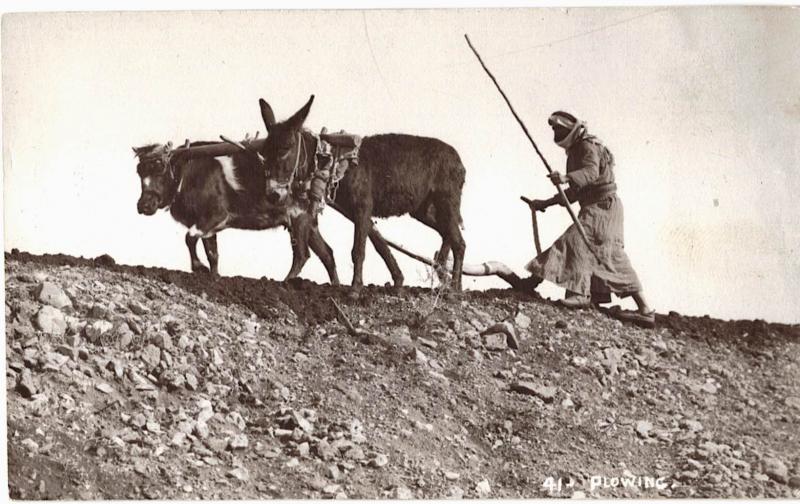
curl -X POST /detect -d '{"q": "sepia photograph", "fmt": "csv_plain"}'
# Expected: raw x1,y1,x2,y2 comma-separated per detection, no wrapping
3,2,800,500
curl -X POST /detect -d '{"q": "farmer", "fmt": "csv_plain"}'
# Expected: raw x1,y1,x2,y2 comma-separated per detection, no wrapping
523,111,655,328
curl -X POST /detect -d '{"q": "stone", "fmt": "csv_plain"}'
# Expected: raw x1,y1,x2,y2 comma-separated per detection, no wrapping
327,464,341,481
206,437,228,453
409,347,429,365
635,420,653,438
131,413,147,428
152,331,172,350
213,349,224,366
194,422,210,439
370,453,389,468
418,337,438,349
784,396,800,410
140,344,161,370
308,477,328,491
445,471,460,481
16,369,38,398
227,467,249,481
788,476,800,489
762,457,788,484
294,414,314,434
510,382,557,403
146,421,161,433
323,484,341,495
171,432,187,446
37,282,72,309
95,383,114,394
475,479,491,497
446,486,465,499
316,439,337,461
514,311,531,329
128,300,150,315
392,485,414,499
13,324,35,340
344,446,365,461
134,460,148,475
21,438,39,453
482,333,507,351
177,334,191,351
84,320,113,343
481,322,518,350
89,304,109,319
35,306,67,336
55,345,79,361
119,331,133,349
297,442,310,458
679,419,703,432
677,470,699,482
197,404,214,424
602,347,626,375
229,434,249,450
185,373,199,391
44,351,69,370
571,356,588,367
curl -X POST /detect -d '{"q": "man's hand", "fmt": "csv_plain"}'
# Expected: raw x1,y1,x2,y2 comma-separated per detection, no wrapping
528,199,551,212
548,171,569,185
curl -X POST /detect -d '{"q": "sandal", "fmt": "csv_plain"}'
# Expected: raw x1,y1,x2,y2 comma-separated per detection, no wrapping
560,294,592,309
608,307,656,329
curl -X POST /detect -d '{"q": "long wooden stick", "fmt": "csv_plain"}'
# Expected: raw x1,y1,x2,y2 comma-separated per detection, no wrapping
168,138,268,159
464,34,607,267
520,196,543,255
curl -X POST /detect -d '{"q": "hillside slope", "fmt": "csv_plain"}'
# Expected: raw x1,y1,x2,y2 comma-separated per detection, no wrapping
4,250,800,499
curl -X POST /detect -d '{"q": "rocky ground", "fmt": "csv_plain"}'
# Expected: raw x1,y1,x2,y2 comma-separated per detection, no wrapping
4,249,800,499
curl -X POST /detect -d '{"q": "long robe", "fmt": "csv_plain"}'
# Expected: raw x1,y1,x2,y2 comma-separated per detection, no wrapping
525,136,642,301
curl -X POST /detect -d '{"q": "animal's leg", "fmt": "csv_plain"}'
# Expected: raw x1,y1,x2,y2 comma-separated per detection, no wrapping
332,201,402,287
308,225,340,285
185,232,209,273
285,215,312,281
434,242,452,284
351,209,372,289
433,197,466,291
202,235,219,277
368,227,404,287
412,204,450,282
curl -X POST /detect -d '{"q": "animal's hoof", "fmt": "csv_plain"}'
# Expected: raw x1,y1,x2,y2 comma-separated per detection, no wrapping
393,277,405,288
286,277,304,288
347,289,362,301
444,289,464,302
192,263,210,274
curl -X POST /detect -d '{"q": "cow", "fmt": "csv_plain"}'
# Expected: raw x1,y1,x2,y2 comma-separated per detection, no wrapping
257,95,467,291
133,141,340,283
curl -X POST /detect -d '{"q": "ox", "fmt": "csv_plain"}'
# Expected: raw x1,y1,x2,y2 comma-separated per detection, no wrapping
133,141,339,283
257,96,467,291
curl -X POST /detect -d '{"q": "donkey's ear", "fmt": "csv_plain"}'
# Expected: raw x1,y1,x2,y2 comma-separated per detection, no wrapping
286,95,315,131
259,99,276,133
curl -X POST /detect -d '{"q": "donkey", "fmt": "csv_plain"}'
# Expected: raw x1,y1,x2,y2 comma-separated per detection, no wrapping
257,95,467,291
133,141,339,283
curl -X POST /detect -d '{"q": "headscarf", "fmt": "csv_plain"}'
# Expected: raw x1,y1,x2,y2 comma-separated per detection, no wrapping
548,111,586,150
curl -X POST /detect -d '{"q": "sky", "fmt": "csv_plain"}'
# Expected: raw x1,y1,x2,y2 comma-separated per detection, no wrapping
3,6,799,323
